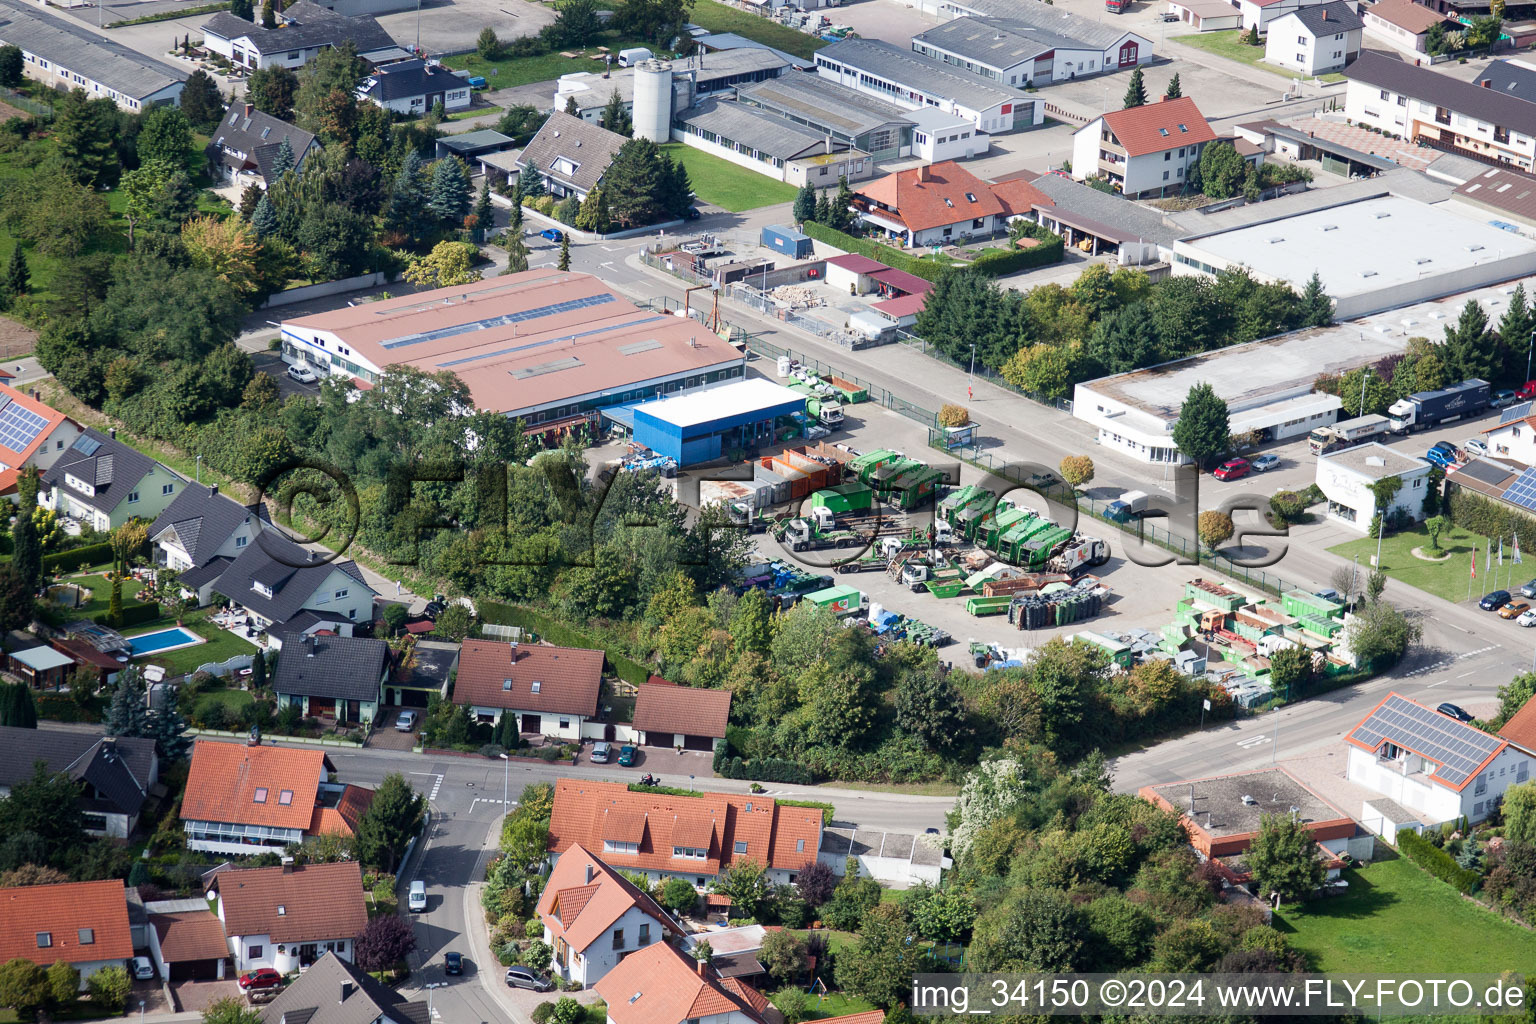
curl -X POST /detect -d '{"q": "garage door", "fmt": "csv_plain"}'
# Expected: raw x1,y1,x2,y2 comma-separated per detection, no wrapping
684,734,715,751
169,958,225,982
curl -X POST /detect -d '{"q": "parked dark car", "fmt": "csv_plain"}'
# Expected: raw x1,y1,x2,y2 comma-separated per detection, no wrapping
1481,590,1512,611
422,600,446,620
618,744,637,766
444,952,462,976
1437,702,1474,723
505,966,554,992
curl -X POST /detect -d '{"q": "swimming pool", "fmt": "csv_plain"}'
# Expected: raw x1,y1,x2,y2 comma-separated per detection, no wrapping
126,627,203,657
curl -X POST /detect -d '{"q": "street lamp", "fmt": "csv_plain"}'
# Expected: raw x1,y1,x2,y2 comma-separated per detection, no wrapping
498,752,509,814
426,982,444,1020
968,342,976,402
1527,328,1534,384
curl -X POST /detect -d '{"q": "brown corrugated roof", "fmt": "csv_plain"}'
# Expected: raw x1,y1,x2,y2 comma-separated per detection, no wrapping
181,740,330,832
151,910,230,963
0,880,134,966
632,682,732,739
216,862,367,944
454,640,603,716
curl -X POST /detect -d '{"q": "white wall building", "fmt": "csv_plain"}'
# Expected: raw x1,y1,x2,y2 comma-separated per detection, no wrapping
214,863,365,975
909,105,988,161
1071,95,1215,198
1233,0,1330,33
1344,51,1536,171
0,0,183,111
1264,2,1363,75
815,36,1037,132
1315,442,1432,532
1346,693,1531,826
356,59,470,115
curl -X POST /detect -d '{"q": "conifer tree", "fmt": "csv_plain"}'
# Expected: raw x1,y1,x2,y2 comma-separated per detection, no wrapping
4,246,26,301
1122,67,1147,108
1164,73,1182,99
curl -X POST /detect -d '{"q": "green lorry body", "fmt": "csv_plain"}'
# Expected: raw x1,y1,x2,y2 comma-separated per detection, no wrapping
810,482,873,516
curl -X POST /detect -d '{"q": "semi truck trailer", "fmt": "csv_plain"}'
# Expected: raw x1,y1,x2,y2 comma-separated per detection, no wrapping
1387,379,1489,434
1307,414,1390,454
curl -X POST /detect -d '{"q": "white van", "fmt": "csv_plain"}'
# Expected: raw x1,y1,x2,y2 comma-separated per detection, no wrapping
617,47,653,66
408,880,426,912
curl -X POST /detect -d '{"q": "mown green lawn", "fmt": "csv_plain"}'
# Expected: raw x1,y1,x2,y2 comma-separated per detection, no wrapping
1172,31,1346,83
47,569,147,621
660,143,798,212
130,612,258,676
443,36,661,90
1328,522,1526,605
1275,857,1536,972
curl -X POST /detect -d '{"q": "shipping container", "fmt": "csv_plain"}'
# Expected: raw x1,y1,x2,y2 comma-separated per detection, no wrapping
752,463,793,505
810,481,873,516
777,448,840,489
804,584,864,615
760,224,814,260
825,375,869,403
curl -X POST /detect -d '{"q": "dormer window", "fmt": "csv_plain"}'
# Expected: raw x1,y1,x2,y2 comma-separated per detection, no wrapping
532,681,541,693
254,787,268,803
253,581,273,599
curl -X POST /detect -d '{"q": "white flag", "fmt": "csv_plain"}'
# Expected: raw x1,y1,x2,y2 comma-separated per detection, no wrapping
1500,537,1505,567
1517,534,1524,566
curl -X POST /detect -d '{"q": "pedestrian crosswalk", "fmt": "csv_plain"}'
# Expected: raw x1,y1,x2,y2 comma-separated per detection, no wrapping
1397,644,1501,678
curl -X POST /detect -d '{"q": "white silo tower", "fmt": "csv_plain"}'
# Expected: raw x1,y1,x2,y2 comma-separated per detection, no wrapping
631,59,674,144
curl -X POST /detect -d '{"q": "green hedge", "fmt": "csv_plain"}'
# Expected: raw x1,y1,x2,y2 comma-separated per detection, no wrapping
778,798,834,825
478,602,651,686
1449,489,1536,552
801,222,951,283
972,222,1064,274
1397,827,1481,894
35,693,104,723
716,754,815,785
43,543,112,573
93,603,161,628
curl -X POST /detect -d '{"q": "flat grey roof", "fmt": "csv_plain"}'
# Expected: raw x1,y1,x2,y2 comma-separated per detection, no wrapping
678,98,836,160
0,0,184,99
1029,171,1180,247
818,37,1023,111
950,0,1147,50
736,74,913,138
1319,441,1430,480
1149,767,1348,839
1177,193,1536,299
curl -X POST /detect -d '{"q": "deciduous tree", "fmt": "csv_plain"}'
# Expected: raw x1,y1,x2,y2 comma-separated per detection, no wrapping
1199,141,1245,199
0,46,23,88
355,913,417,972
201,995,261,1024
404,240,482,288
1197,510,1233,548
248,65,299,121
1247,812,1325,903
1058,454,1094,488
834,902,912,1008
86,967,131,1013
137,106,193,168
354,772,425,872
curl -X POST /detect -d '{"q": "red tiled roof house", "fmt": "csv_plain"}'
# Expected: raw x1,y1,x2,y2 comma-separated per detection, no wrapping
537,843,684,988
1070,96,1215,199
181,738,367,855
0,880,134,988
454,639,604,741
211,861,368,974
549,779,824,888
631,679,731,750
0,382,81,501
594,940,769,1024
849,160,1039,247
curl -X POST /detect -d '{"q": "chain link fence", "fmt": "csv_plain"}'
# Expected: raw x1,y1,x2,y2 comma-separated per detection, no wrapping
0,86,50,119
744,335,938,430
895,329,1074,414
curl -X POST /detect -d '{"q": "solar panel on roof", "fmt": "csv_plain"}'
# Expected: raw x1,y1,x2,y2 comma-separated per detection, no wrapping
1502,468,1536,512
1349,694,1501,787
380,293,618,350
509,356,583,379
71,435,102,456
0,401,47,455
1501,401,1533,424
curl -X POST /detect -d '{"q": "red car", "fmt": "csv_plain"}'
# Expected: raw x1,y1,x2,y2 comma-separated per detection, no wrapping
1213,458,1250,481
238,968,282,991
1520,381,1536,401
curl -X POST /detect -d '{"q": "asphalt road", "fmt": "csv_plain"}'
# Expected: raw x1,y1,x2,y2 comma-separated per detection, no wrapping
292,741,952,1024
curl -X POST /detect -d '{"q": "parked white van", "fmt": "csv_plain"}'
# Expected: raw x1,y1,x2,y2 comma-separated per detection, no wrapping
617,47,654,66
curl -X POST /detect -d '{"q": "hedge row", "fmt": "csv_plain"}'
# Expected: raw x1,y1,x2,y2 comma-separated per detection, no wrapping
35,693,103,723
478,602,651,686
93,603,162,629
972,222,1064,274
800,222,950,283
1397,827,1481,894
1448,489,1536,552
43,543,113,573
714,752,815,785
778,798,834,825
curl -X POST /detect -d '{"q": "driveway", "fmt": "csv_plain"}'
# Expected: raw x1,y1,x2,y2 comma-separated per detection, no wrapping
169,980,239,1014
367,720,420,751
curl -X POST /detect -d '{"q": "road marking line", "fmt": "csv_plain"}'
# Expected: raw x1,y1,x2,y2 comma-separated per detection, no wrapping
1236,735,1271,748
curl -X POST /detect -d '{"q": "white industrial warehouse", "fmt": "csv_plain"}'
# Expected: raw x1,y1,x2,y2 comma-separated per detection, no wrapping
1073,277,1536,463
1172,193,1536,320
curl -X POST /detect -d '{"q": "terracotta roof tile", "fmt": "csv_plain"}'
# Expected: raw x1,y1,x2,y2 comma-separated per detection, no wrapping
595,941,767,1024
817,1012,886,1024
854,160,1006,233
1099,96,1215,158
182,740,330,832
990,176,1053,217
1500,696,1536,754
454,640,603,716
0,880,134,966
1365,0,1448,34
309,784,375,837
151,910,230,963
549,780,823,875
216,862,367,944
632,683,732,739
537,844,682,952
